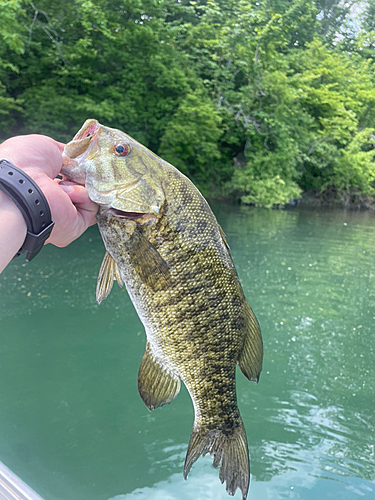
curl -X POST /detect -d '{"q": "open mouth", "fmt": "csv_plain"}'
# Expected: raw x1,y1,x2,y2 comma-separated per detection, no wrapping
64,119,101,160
68,119,100,149
73,119,100,142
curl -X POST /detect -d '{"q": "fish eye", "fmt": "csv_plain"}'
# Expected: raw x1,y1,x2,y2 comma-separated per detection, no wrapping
113,143,130,156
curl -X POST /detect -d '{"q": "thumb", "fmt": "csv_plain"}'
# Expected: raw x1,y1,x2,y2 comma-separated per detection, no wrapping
59,184,98,227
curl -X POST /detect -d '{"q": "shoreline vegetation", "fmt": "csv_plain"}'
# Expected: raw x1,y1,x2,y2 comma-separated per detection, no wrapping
1,0,375,209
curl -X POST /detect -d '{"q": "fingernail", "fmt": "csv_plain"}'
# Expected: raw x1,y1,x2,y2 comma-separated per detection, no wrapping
60,184,74,194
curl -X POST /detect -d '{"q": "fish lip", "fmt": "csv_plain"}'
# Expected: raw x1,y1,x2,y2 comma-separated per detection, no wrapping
70,119,101,147
61,119,101,180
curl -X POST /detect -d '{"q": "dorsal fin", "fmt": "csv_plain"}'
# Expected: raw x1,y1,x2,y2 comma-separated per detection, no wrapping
219,225,230,251
96,251,123,305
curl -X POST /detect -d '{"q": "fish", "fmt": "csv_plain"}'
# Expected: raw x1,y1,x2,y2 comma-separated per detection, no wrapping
61,119,263,500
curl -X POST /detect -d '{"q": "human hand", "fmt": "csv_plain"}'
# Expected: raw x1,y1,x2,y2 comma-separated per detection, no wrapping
0,134,98,247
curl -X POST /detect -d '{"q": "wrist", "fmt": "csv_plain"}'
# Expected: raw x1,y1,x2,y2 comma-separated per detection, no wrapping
0,190,27,273
0,189,28,229
0,159,54,265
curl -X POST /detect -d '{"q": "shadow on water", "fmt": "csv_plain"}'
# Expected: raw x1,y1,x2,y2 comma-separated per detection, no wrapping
0,206,374,499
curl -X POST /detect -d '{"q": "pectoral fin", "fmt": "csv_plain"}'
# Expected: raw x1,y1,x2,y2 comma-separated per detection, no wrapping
128,227,172,291
238,302,263,382
96,251,123,305
138,343,180,411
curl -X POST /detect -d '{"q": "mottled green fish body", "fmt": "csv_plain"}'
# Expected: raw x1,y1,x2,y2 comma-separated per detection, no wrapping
62,120,263,500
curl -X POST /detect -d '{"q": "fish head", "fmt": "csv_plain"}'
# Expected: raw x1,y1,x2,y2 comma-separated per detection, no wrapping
62,119,165,215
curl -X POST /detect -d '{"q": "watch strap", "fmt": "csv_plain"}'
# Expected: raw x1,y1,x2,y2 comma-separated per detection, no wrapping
0,158,54,262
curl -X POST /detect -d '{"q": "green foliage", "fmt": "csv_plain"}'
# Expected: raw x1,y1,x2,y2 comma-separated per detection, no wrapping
328,129,375,194
235,175,302,208
159,90,222,192
231,145,302,207
0,0,25,126
291,40,375,195
0,0,375,207
5,0,192,144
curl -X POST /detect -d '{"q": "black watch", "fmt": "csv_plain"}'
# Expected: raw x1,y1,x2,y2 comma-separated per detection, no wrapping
0,158,54,262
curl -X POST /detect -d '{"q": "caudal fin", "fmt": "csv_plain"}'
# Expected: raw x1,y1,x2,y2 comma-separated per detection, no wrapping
183,421,249,500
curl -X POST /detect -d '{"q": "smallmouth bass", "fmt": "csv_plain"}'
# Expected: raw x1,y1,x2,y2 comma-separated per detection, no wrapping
62,119,263,499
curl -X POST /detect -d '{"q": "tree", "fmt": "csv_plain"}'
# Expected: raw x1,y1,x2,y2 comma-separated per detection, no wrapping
0,0,374,207
0,0,25,133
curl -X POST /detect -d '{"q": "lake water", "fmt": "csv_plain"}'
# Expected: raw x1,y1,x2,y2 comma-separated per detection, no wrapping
0,205,374,500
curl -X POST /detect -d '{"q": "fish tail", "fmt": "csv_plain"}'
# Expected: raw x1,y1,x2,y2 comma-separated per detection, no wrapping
183,420,249,500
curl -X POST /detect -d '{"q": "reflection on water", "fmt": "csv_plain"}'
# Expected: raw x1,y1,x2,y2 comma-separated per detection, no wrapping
107,462,373,500
0,206,374,500
108,467,243,500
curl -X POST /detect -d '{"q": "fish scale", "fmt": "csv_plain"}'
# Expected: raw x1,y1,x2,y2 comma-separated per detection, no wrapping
62,119,263,500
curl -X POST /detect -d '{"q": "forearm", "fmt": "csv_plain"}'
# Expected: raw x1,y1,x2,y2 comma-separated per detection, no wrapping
0,190,27,273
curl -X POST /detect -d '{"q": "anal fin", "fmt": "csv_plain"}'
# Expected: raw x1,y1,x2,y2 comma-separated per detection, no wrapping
138,343,180,411
96,251,123,305
238,302,263,382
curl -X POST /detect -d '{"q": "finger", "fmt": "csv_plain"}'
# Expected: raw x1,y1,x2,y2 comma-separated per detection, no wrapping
59,184,98,229
59,184,96,206
58,180,83,186
68,198,99,238
75,199,99,227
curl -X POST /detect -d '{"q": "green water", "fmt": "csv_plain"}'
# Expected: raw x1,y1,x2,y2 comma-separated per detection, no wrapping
0,206,374,500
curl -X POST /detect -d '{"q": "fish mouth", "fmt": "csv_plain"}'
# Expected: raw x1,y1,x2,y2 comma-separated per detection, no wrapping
64,119,101,160
73,119,100,143
61,119,101,183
